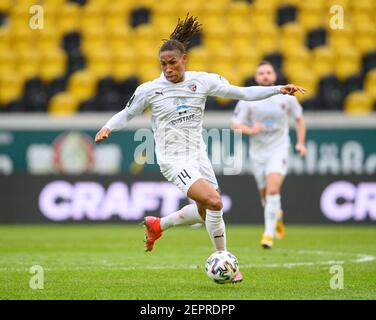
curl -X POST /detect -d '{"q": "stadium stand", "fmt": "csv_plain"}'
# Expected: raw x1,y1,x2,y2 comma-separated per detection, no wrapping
0,0,375,114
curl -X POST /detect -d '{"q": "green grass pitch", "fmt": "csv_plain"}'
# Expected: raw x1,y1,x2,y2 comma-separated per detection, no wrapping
0,224,375,300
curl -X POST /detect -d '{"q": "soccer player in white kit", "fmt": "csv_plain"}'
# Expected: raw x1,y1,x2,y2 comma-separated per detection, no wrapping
95,16,306,282
232,61,307,249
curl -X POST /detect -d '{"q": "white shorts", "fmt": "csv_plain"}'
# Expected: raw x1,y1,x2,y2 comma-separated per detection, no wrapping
251,147,288,190
159,152,218,195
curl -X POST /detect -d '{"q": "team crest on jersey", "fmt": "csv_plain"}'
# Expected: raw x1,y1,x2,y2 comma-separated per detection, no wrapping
188,83,197,92
280,103,286,110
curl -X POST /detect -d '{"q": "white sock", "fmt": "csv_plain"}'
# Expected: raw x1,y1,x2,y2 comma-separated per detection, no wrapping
160,204,203,231
205,209,227,251
264,194,281,238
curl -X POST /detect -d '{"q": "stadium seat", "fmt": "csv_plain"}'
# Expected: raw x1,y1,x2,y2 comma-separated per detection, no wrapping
67,70,97,102
287,72,318,101
187,47,210,72
57,3,80,34
317,75,344,110
277,5,297,26
0,73,24,106
0,0,11,12
40,49,67,83
354,24,376,54
283,46,311,79
37,27,61,52
364,69,376,100
344,91,374,115
312,46,335,78
298,2,325,30
17,50,40,80
227,1,251,27
0,48,15,75
254,25,280,55
235,50,261,79
334,47,361,81
112,49,136,81
87,49,112,79
280,23,305,53
48,92,79,116
22,78,48,112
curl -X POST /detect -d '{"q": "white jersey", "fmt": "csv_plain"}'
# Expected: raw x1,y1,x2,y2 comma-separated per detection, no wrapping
104,71,282,169
232,94,303,158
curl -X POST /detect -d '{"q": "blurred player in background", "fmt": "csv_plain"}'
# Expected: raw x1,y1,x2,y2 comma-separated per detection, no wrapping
232,61,307,249
95,15,306,281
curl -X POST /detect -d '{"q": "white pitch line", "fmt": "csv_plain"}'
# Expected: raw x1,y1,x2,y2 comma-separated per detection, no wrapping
0,251,374,272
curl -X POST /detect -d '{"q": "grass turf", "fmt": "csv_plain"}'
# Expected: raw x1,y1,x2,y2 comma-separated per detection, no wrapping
0,224,375,300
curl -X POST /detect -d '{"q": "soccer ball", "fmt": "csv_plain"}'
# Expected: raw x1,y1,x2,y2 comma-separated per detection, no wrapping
205,251,239,284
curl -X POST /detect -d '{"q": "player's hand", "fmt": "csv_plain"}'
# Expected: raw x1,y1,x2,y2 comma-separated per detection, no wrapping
295,143,307,157
250,122,265,135
95,127,112,144
280,84,306,96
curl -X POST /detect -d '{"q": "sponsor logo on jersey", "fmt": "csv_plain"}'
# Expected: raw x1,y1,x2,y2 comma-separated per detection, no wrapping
188,83,197,92
155,90,164,96
176,104,190,115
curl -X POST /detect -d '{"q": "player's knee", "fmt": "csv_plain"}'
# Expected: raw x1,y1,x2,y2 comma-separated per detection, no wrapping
266,186,279,196
206,195,223,211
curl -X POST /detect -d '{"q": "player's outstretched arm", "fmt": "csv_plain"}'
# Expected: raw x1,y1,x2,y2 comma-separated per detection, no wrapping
223,84,306,101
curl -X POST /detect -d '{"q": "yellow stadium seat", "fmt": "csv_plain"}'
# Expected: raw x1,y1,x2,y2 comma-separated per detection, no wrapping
176,0,203,17
67,71,97,102
324,0,349,10
287,72,318,101
299,2,325,30
364,70,376,100
0,73,24,105
108,27,132,54
312,46,335,78
187,47,210,72
112,49,136,81
17,50,40,80
280,23,305,53
0,27,11,51
351,0,375,14
37,27,61,51
354,24,376,54
334,47,361,80
105,3,130,32
0,0,11,12
81,27,107,56
253,25,279,55
328,27,354,52
10,26,36,52
48,92,79,117
344,91,374,115
138,64,161,83
80,3,103,32
57,3,80,34
283,46,311,79
0,49,15,75
136,51,161,82
87,49,112,79
228,23,255,52
204,28,229,52
235,50,261,79
40,49,66,83
133,25,159,52
227,1,251,27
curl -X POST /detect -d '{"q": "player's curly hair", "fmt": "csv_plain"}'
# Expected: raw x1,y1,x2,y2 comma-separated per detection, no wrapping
159,13,202,54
